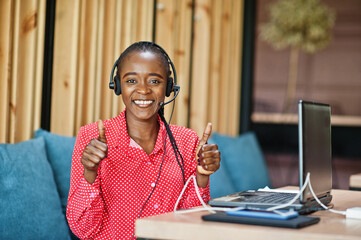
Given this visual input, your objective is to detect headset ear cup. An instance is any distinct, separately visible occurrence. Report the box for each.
[166,77,174,97]
[114,75,121,95]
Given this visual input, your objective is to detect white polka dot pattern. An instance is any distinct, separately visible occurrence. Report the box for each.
[66,110,210,239]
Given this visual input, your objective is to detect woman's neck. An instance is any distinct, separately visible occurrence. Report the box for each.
[125,112,160,154]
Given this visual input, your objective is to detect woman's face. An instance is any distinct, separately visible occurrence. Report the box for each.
[119,51,167,122]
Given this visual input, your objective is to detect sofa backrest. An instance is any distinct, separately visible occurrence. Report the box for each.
[0,137,71,239]
[208,132,271,199]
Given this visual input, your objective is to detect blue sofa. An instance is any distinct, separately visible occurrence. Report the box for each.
[208,132,271,198]
[0,129,77,240]
[0,129,270,239]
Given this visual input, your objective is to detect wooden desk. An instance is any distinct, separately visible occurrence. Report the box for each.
[135,189,361,240]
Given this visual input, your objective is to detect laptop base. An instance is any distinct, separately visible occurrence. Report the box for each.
[208,191,332,215]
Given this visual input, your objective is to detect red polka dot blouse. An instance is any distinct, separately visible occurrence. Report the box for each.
[67,110,210,239]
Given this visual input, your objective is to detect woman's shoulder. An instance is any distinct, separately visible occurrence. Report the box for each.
[78,113,124,139]
[169,124,199,141]
[78,122,98,138]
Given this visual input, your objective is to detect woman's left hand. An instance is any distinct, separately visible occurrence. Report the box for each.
[196,123,221,176]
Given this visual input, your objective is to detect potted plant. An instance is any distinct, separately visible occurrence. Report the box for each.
[261,0,335,113]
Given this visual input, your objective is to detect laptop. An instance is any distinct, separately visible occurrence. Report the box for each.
[208,100,333,214]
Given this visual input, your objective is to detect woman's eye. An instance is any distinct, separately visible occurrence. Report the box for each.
[126,79,136,83]
[150,79,160,84]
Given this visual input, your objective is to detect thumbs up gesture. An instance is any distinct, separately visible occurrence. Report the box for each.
[196,123,221,176]
[81,120,108,184]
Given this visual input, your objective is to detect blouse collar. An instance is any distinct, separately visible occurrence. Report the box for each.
[113,110,167,158]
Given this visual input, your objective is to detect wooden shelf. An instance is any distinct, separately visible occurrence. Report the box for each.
[252,113,361,127]
[350,173,361,189]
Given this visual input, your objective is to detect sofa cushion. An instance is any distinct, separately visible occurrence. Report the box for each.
[208,138,238,198]
[0,137,70,240]
[210,132,271,195]
[34,128,76,214]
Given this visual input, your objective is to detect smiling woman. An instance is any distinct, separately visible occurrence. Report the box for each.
[119,51,167,124]
[66,41,221,240]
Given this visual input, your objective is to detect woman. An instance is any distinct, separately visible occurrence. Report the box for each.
[67,41,221,239]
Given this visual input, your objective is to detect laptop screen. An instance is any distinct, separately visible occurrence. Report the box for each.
[298,100,332,202]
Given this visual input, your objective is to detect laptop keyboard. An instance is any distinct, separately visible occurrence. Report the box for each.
[239,192,297,204]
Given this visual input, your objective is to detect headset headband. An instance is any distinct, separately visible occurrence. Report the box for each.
[109,41,178,98]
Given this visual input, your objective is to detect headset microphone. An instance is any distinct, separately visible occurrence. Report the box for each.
[160,85,180,107]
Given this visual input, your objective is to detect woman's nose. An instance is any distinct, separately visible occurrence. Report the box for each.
[136,81,151,94]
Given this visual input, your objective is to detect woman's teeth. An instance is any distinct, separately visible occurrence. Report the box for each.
[134,100,153,106]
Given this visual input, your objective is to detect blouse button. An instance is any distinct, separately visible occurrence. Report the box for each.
[154,204,159,209]
[147,161,151,165]
[151,183,156,188]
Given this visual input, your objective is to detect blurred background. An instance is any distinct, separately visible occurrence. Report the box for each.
[1,0,360,189]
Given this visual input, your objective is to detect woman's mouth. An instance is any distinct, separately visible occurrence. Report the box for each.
[133,100,154,107]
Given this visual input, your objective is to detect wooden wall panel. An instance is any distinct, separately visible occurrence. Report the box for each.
[111,0,123,117]
[51,0,80,136]
[217,0,232,134]
[52,0,154,136]
[173,0,193,127]
[190,0,212,136]
[93,0,105,121]
[139,0,154,41]
[9,0,20,142]
[190,0,243,136]
[208,0,222,130]
[98,0,116,121]
[0,0,12,143]
[215,0,242,135]
[155,0,193,127]
[75,0,99,128]
[33,0,46,133]
[228,0,243,134]
[0,0,45,143]
[155,0,177,123]
[111,0,154,118]
[2,0,244,142]
[108,0,153,122]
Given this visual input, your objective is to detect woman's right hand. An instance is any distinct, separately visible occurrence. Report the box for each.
[81,120,108,184]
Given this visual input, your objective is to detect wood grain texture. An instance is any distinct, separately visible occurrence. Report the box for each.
[190,0,211,136]
[208,0,222,131]
[15,0,37,142]
[8,0,20,143]
[51,0,80,136]
[217,0,232,134]
[0,0,13,143]
[155,0,176,123]
[33,0,46,135]
[228,0,242,135]
[3,0,243,142]
[99,0,116,121]
[2,0,45,143]
[51,0,154,136]
[190,0,243,136]
[173,0,193,127]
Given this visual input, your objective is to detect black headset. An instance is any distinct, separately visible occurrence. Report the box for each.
[109,41,180,103]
